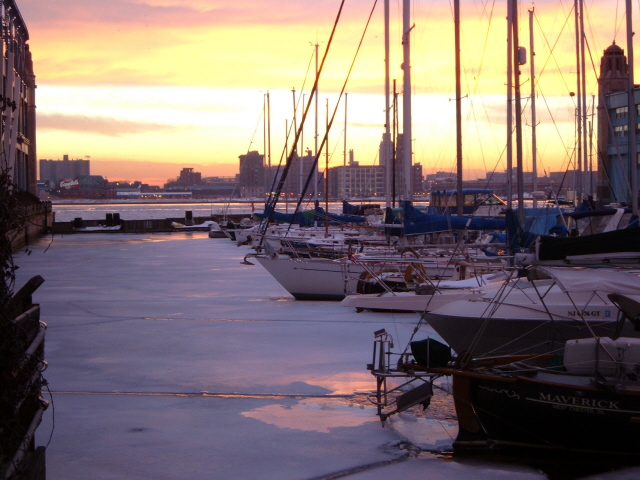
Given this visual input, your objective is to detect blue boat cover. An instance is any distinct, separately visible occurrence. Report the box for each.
[402,201,505,235]
[256,205,365,226]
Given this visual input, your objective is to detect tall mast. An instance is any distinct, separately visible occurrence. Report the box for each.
[627,0,638,216]
[573,0,583,202]
[344,92,347,199]
[285,118,288,213]
[580,0,588,200]
[455,0,463,216]
[529,9,537,208]
[263,93,267,197]
[267,91,272,188]
[589,95,595,196]
[513,0,525,224]
[506,0,513,211]
[393,79,398,206]
[314,43,319,205]
[293,88,302,196]
[402,0,413,201]
[325,98,330,236]
[384,0,392,209]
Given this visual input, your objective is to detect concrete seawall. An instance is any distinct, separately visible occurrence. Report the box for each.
[51,214,254,234]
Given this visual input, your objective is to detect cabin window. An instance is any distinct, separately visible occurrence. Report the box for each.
[616,106,628,118]
[619,213,634,229]
[577,215,610,235]
[482,194,507,206]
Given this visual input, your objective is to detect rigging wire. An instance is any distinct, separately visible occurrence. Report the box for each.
[534,8,574,97]
[287,0,380,227]
[581,27,618,199]
[265,46,316,209]
[613,0,623,42]
[462,0,499,179]
[259,0,348,240]
[245,108,264,155]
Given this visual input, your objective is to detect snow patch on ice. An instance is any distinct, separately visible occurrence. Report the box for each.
[389,414,457,452]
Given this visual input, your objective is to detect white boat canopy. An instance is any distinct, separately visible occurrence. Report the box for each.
[529,266,640,295]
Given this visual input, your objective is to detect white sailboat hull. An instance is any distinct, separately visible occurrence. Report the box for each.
[341,290,477,313]
[256,256,367,300]
[426,290,634,356]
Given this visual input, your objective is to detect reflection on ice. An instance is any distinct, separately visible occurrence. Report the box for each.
[301,372,374,395]
[241,398,377,433]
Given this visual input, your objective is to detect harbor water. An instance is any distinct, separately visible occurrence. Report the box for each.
[13,204,639,479]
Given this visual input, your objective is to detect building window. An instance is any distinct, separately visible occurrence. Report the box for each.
[614,125,628,137]
[616,106,628,118]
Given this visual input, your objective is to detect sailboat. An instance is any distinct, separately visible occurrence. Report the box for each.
[363,0,640,465]
[424,265,640,356]
[367,265,640,459]
[431,330,640,459]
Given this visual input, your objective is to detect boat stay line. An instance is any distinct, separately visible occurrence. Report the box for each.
[47,317,414,328]
[50,391,355,399]
[305,455,410,480]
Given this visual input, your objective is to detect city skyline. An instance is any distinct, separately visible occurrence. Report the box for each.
[18,0,636,186]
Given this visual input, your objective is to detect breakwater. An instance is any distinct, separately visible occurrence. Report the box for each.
[51,212,253,234]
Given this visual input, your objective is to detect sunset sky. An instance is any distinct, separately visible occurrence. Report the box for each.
[16,0,636,186]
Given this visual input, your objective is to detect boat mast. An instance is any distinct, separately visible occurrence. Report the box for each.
[529,9,537,208]
[344,92,347,199]
[384,0,392,209]
[326,98,330,236]
[580,0,588,201]
[393,79,398,206]
[314,43,320,207]
[506,0,513,211]
[263,93,267,198]
[293,88,302,197]
[267,91,272,193]
[574,0,583,203]
[402,0,413,202]
[455,0,464,216]
[285,119,289,213]
[627,0,638,216]
[513,0,525,224]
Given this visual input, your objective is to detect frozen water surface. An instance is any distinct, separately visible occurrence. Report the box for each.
[12,232,631,479]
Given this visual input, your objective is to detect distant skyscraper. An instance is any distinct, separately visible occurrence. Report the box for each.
[39,155,90,183]
[238,151,265,198]
[176,167,202,186]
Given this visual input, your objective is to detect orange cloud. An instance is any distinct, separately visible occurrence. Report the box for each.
[38,113,175,136]
[18,0,635,184]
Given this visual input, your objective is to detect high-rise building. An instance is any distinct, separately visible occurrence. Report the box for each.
[328,151,385,199]
[266,150,320,199]
[176,167,202,186]
[39,155,90,183]
[238,151,265,198]
[597,43,640,205]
